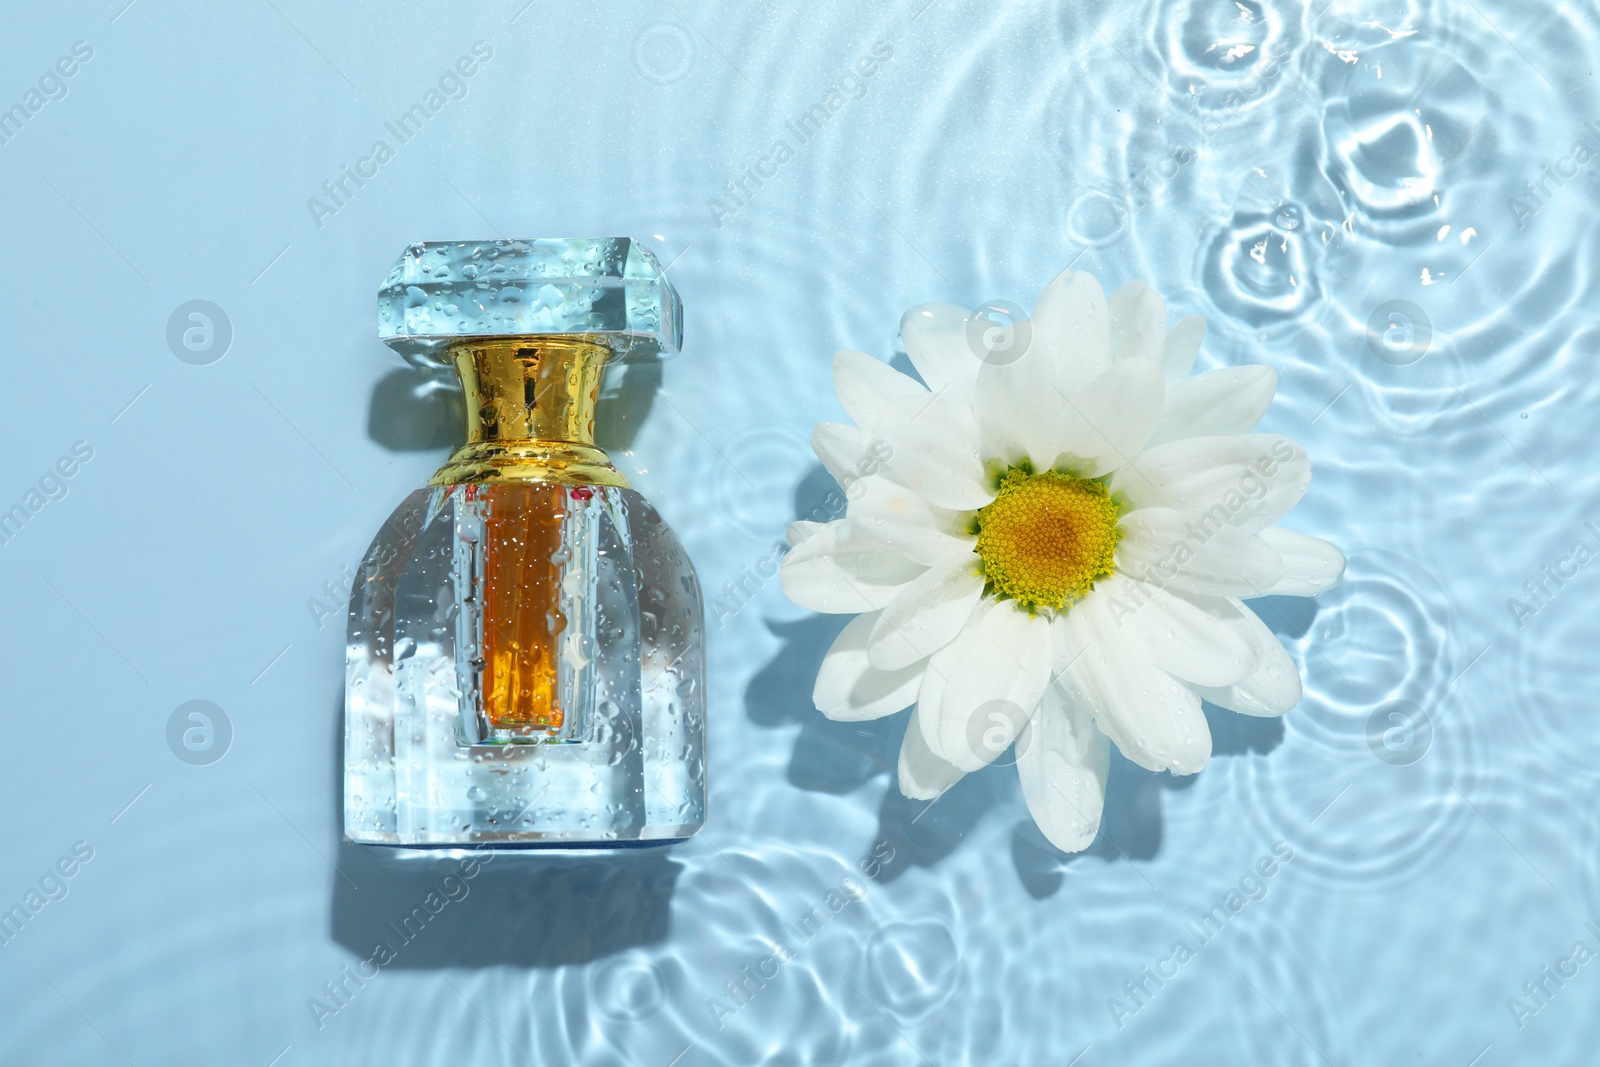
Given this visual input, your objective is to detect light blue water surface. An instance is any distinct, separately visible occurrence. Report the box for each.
[2,1,1597,1063]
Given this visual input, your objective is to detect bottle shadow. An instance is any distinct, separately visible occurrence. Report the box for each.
[328,547,682,971]
[327,839,684,970]
[365,359,662,454]
[748,463,1309,899]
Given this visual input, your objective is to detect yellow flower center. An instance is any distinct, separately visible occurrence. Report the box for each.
[974,469,1122,611]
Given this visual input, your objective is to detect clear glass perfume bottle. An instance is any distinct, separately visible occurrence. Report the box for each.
[344,238,706,848]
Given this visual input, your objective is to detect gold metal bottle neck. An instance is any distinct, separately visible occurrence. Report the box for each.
[429,336,628,488]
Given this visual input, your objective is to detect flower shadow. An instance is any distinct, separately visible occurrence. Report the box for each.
[1003,752,1195,899]
[744,611,1009,878]
[744,610,1012,880]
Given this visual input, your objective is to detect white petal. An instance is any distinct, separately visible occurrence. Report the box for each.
[899,303,978,392]
[1116,506,1287,597]
[916,599,1054,773]
[1163,314,1205,380]
[834,348,924,429]
[1107,280,1147,351]
[973,321,1071,470]
[786,519,823,546]
[813,613,925,721]
[1146,366,1278,447]
[1032,268,1111,392]
[1190,599,1302,716]
[868,554,986,670]
[1061,593,1212,774]
[849,475,974,566]
[1103,575,1260,687]
[1053,358,1166,473]
[1114,287,1167,364]
[898,703,966,800]
[876,388,994,510]
[1052,606,1091,675]
[1258,527,1346,596]
[811,421,868,488]
[1113,433,1310,533]
[1015,684,1110,853]
[780,522,926,613]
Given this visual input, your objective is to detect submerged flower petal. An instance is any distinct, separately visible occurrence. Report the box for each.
[1113,433,1311,533]
[1016,683,1110,853]
[1147,365,1278,446]
[1105,575,1261,687]
[916,598,1054,772]
[973,324,1071,470]
[1062,592,1212,774]
[780,522,925,613]
[810,420,869,487]
[899,702,967,800]
[849,475,974,566]
[876,388,994,510]
[868,554,986,670]
[1162,314,1205,380]
[833,347,924,429]
[813,612,925,721]
[1112,285,1167,364]
[1107,280,1147,352]
[1052,357,1166,473]
[1189,598,1303,716]
[1116,506,1287,597]
[1258,527,1347,596]
[1031,268,1112,392]
[900,303,979,392]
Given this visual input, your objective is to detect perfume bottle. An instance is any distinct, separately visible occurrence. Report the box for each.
[344,238,706,848]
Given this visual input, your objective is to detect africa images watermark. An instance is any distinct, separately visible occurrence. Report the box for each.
[1107,841,1295,1030]
[0,40,94,148]
[1505,120,1600,230]
[1107,437,1302,625]
[0,440,95,548]
[709,437,894,630]
[306,41,494,230]
[704,841,897,1030]
[310,495,428,629]
[707,40,894,229]
[0,841,95,949]
[1066,37,1288,254]
[306,561,357,631]
[306,852,495,1030]
[1506,920,1600,1031]
[1504,518,1600,629]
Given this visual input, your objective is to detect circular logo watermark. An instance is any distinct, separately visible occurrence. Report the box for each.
[964,300,1033,367]
[1365,300,1431,366]
[632,22,694,85]
[166,300,233,366]
[960,698,1033,768]
[1365,699,1432,766]
[166,700,233,766]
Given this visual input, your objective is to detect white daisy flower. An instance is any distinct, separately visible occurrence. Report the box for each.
[779,269,1345,853]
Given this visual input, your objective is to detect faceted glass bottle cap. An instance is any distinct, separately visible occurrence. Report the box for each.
[378,237,683,371]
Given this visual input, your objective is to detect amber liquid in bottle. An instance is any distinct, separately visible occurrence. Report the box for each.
[440,337,620,745]
[477,482,568,732]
